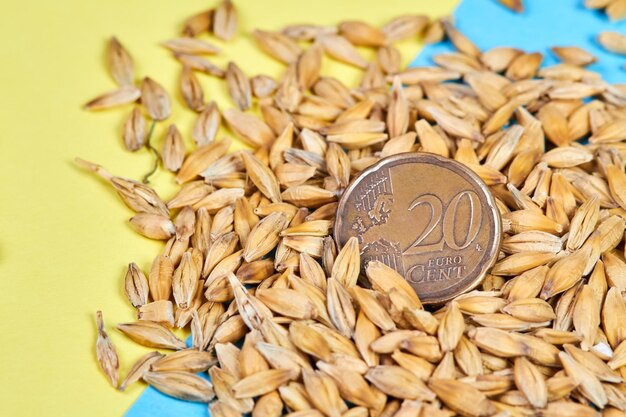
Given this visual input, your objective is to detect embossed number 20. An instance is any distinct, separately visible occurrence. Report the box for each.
[403,190,482,255]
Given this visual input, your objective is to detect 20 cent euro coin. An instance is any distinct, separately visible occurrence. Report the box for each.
[334,153,501,304]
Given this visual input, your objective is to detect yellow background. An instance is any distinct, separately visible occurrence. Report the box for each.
[0,0,457,416]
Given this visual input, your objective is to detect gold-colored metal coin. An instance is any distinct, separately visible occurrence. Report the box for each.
[335,153,501,304]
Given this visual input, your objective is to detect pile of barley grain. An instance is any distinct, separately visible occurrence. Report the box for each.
[85,2,626,416]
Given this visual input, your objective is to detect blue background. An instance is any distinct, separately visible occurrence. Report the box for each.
[412,0,626,81]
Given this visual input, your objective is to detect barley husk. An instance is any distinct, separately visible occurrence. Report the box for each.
[119,351,163,391]
[140,77,171,120]
[84,85,141,110]
[95,311,120,388]
[428,378,496,417]
[117,321,186,350]
[233,369,298,399]
[213,0,237,40]
[143,371,214,402]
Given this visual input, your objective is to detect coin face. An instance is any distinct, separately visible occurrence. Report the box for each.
[334,153,501,304]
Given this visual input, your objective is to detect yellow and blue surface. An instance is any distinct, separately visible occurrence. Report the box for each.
[0,1,625,416]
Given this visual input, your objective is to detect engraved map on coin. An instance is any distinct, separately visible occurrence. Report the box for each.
[334,153,501,304]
